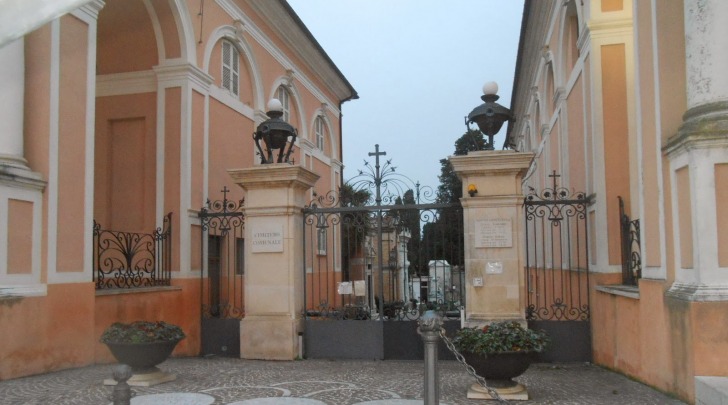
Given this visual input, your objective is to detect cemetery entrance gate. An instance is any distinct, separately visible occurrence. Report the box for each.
[524,172,592,362]
[302,145,464,360]
[199,188,245,357]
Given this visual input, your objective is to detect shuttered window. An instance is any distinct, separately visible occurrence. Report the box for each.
[222,40,239,97]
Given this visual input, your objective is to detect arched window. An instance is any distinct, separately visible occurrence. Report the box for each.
[221,40,239,97]
[315,116,325,150]
[276,86,290,122]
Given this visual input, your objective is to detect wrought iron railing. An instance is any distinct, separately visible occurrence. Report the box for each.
[93,213,172,289]
[524,173,591,321]
[619,197,641,286]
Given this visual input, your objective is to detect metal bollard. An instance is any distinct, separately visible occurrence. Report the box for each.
[112,364,133,405]
[418,310,444,405]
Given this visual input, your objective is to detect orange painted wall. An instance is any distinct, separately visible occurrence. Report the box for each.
[600,44,630,266]
[164,87,182,272]
[716,164,728,266]
[0,284,95,380]
[7,200,33,274]
[567,76,586,192]
[95,93,157,232]
[208,97,252,203]
[94,279,202,363]
[97,0,157,74]
[57,15,88,273]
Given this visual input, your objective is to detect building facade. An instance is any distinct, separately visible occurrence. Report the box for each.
[508,0,728,402]
[0,0,356,380]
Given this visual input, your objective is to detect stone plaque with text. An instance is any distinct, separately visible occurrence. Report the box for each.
[475,219,512,248]
[251,225,284,253]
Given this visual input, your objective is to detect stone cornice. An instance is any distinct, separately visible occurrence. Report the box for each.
[228,164,319,191]
[217,0,355,107]
[247,1,357,102]
[96,70,156,97]
[450,151,534,175]
[0,165,46,191]
[664,101,728,158]
[666,282,728,302]
[153,60,214,90]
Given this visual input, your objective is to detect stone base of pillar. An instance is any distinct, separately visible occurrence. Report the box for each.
[467,382,529,400]
[240,316,302,360]
[0,161,45,190]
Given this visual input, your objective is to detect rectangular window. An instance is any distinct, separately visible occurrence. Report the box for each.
[277,86,290,122]
[315,117,325,150]
[222,41,239,97]
[236,237,245,275]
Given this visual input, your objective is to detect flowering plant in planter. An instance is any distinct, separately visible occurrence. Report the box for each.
[453,321,548,355]
[100,321,186,344]
[101,321,186,385]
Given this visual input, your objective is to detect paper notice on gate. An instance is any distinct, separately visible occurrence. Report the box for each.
[337,281,353,295]
[354,280,366,296]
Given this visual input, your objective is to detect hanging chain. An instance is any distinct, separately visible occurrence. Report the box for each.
[438,328,509,404]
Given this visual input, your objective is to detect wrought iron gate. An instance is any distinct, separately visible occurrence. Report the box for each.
[303,145,464,360]
[524,172,592,362]
[199,187,245,357]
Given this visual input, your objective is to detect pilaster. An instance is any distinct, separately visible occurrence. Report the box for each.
[450,151,534,325]
[229,164,319,360]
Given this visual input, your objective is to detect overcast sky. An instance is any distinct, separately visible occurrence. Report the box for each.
[287,0,525,196]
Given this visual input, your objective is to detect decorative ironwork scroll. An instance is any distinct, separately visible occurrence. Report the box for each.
[199,187,245,320]
[303,144,464,321]
[619,196,641,286]
[524,171,590,321]
[93,213,172,289]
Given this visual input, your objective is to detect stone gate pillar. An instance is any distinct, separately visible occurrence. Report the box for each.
[450,151,534,325]
[229,164,319,360]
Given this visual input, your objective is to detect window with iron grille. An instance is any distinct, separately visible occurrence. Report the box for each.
[315,116,325,150]
[276,86,290,122]
[222,40,239,97]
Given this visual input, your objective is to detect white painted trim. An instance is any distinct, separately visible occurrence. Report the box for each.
[96,71,156,97]
[142,0,165,62]
[0,284,47,297]
[155,77,166,227]
[70,0,104,24]
[209,85,255,119]
[47,19,60,282]
[669,157,690,283]
[70,6,102,290]
[179,82,192,275]
[202,25,265,112]
[646,0,667,280]
[82,9,98,285]
[170,0,196,64]
[215,0,342,116]
[0,186,43,287]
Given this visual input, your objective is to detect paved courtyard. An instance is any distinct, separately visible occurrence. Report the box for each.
[0,357,686,404]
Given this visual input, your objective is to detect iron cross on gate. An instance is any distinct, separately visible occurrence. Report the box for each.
[368,144,387,205]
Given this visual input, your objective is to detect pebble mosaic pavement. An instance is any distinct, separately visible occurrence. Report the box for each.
[0,357,686,404]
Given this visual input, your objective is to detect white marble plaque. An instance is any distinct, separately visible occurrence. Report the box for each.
[251,225,284,253]
[474,219,512,248]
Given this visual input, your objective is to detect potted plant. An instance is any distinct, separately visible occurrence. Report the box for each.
[100,321,185,386]
[453,321,548,394]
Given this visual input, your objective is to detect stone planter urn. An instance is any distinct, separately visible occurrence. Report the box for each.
[461,351,537,399]
[100,321,185,387]
[453,321,549,400]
